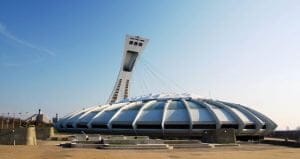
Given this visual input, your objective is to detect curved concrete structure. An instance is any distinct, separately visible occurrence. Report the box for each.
[55,93,277,137]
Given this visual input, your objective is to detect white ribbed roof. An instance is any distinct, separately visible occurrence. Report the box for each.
[118,92,203,103]
[56,92,277,136]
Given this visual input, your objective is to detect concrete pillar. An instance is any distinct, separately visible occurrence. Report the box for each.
[26,126,37,145]
[49,127,55,137]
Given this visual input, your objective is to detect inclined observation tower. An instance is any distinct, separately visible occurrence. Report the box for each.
[108,35,149,104]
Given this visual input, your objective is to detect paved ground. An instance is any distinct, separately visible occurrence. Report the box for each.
[0,142,299,159]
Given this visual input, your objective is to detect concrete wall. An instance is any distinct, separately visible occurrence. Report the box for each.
[36,127,54,140]
[269,130,300,141]
[263,139,300,147]
[201,129,236,143]
[0,126,37,145]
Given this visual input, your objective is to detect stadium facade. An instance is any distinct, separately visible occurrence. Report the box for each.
[55,35,277,137]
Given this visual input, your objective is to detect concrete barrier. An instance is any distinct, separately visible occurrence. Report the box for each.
[263,138,300,147]
[0,126,37,145]
[269,130,300,141]
[36,127,55,140]
[201,129,236,143]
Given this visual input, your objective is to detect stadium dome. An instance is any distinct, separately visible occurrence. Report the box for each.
[55,93,277,137]
[55,35,277,138]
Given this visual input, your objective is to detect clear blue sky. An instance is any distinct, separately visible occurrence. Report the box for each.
[0,0,299,130]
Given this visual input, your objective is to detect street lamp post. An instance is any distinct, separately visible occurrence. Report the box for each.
[1,113,4,129]
[25,112,29,126]
[6,112,9,129]
[12,113,15,129]
[19,112,22,127]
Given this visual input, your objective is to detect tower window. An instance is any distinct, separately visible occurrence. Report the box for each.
[137,124,162,129]
[112,124,133,129]
[192,124,216,129]
[91,124,108,129]
[244,124,256,129]
[134,42,138,46]
[164,124,190,129]
[129,41,133,45]
[138,43,143,46]
[221,124,239,129]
